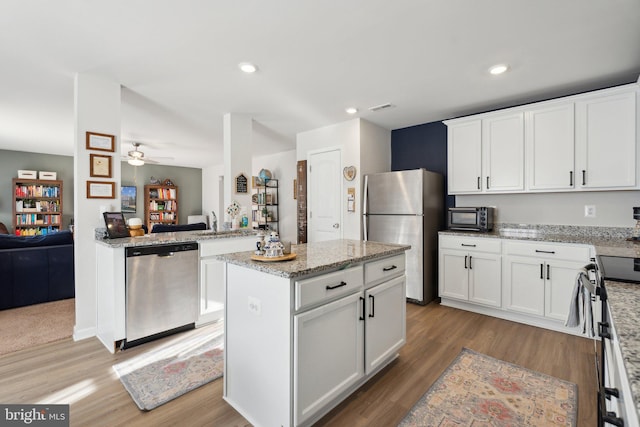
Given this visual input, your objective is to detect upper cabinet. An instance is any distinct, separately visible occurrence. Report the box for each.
[526,103,575,191]
[482,112,524,192]
[445,84,638,195]
[575,91,637,189]
[447,120,482,193]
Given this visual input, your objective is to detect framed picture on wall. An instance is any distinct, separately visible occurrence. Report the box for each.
[86,131,115,152]
[121,186,137,213]
[86,181,115,199]
[90,153,112,178]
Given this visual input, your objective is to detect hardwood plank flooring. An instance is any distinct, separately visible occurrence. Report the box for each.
[0,303,596,426]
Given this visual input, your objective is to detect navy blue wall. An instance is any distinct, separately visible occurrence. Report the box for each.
[391,121,454,220]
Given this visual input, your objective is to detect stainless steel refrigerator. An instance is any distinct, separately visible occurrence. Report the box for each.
[363,169,443,304]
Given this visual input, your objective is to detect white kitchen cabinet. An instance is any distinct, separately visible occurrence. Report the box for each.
[223,247,407,427]
[439,236,502,307]
[447,119,482,194]
[364,275,406,374]
[294,292,364,425]
[526,103,575,191]
[295,256,406,425]
[482,112,525,192]
[502,241,589,321]
[576,90,637,189]
[444,83,639,194]
[198,236,256,326]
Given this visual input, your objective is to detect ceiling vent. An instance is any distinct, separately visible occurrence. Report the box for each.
[368,103,394,112]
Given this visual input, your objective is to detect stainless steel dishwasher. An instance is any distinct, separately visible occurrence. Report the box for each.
[125,242,198,347]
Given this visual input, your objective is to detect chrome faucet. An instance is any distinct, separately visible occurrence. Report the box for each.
[211,210,218,232]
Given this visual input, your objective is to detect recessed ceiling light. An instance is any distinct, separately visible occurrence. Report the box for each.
[489,64,509,75]
[238,62,258,73]
[345,107,358,114]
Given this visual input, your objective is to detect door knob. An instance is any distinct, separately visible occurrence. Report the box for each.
[333,223,340,229]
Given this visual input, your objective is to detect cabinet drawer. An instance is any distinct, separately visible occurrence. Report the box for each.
[295,265,363,311]
[503,240,590,261]
[364,254,405,287]
[440,235,501,253]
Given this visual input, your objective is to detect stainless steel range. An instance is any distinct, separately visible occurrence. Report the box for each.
[594,254,640,427]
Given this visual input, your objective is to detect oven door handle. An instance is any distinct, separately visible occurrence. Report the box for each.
[599,321,611,340]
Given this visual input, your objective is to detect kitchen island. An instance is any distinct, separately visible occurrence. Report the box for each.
[217,239,410,427]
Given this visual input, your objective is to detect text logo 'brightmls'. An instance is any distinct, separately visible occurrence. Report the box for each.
[1,405,69,426]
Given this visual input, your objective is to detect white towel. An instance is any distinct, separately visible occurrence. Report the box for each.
[565,268,595,337]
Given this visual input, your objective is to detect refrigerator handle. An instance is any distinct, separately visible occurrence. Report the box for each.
[363,174,369,215]
[363,214,368,241]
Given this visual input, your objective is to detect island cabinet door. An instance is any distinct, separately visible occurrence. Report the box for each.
[294,292,364,426]
[364,275,406,375]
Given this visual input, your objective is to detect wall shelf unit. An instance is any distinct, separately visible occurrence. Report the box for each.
[251,179,278,232]
[12,178,63,235]
[144,184,178,231]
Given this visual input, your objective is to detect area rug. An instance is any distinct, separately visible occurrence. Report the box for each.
[399,348,577,427]
[113,323,224,411]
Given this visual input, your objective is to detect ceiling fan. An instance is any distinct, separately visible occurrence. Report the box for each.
[124,142,172,166]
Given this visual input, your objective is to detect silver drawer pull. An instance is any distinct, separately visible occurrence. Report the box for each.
[326,281,347,290]
[382,265,397,272]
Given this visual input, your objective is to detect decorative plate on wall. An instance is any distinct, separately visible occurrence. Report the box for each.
[343,166,356,181]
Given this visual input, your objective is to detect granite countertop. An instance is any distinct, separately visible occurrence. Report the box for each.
[95,229,257,248]
[604,280,640,418]
[439,223,639,257]
[216,239,410,279]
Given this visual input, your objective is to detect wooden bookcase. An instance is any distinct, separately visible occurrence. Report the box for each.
[144,184,179,231]
[251,179,278,232]
[12,178,63,235]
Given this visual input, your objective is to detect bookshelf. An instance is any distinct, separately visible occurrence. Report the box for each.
[12,178,63,235]
[251,179,278,231]
[144,184,179,231]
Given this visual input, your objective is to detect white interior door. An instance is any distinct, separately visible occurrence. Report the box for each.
[308,148,341,242]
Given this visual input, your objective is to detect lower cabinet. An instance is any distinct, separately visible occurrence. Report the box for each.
[503,256,584,320]
[224,253,407,427]
[438,234,592,335]
[439,236,502,307]
[294,263,406,426]
[294,292,364,425]
[293,255,406,425]
[198,236,255,325]
[502,241,590,322]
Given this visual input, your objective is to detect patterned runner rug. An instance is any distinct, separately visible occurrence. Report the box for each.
[113,322,224,411]
[399,348,577,426]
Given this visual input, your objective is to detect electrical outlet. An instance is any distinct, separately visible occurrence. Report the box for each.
[248,296,261,315]
[584,205,596,218]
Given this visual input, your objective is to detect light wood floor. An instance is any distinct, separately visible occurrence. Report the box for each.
[0,302,597,426]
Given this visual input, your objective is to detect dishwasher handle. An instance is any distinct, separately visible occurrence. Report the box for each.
[158,252,175,258]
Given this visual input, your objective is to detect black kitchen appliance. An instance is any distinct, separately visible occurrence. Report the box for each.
[593,255,640,427]
[447,207,494,232]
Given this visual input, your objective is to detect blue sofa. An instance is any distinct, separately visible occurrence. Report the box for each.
[150,222,207,233]
[0,231,75,310]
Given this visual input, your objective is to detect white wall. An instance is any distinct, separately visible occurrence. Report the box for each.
[202,163,225,229]
[297,118,391,240]
[73,74,121,341]
[457,190,639,227]
[252,150,297,243]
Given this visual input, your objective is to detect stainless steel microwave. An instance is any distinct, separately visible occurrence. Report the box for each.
[447,207,494,232]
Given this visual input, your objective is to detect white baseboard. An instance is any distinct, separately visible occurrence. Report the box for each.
[73,326,96,341]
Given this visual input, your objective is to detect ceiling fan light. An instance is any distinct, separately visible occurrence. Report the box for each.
[128,158,144,166]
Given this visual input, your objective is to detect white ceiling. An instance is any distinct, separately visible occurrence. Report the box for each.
[1,1,639,168]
